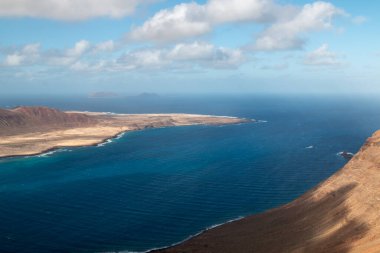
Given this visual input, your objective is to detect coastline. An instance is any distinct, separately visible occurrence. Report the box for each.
[152,130,380,253]
[138,216,245,253]
[0,129,129,160]
[0,111,251,159]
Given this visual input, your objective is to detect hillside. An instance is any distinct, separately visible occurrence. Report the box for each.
[154,130,380,253]
[0,106,97,135]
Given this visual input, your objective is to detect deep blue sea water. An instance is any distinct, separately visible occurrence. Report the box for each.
[0,94,380,253]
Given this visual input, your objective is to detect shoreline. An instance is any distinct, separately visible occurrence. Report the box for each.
[0,129,129,160]
[152,130,380,253]
[0,112,252,160]
[139,216,245,253]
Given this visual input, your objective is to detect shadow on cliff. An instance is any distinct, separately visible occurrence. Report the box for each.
[154,182,370,253]
[295,183,369,253]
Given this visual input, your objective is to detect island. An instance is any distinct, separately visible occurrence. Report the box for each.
[153,130,380,253]
[88,91,119,98]
[0,106,250,158]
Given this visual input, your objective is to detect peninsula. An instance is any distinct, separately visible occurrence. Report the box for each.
[0,106,249,158]
[154,130,380,253]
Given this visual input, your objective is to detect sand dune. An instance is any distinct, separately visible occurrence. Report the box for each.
[154,130,380,253]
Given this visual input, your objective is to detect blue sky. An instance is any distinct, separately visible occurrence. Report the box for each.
[0,0,379,95]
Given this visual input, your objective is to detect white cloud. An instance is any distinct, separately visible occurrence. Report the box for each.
[70,61,107,71]
[206,0,279,24]
[4,54,24,66]
[129,0,344,48]
[94,40,116,52]
[0,0,144,21]
[117,41,245,70]
[3,43,40,66]
[254,2,344,51]
[129,3,210,43]
[2,40,244,71]
[2,40,92,67]
[47,40,92,66]
[304,43,344,66]
[22,44,40,55]
[66,40,90,57]
[168,42,216,61]
[129,0,294,42]
[170,41,244,68]
[119,49,167,69]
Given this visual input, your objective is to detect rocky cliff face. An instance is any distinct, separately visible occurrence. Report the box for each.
[155,131,380,253]
[0,107,97,135]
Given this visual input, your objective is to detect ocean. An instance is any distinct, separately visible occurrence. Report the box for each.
[0,94,379,253]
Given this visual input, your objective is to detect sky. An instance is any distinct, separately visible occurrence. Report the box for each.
[0,0,379,95]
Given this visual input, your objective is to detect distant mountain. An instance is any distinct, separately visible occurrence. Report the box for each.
[137,92,160,98]
[0,106,97,135]
[88,92,118,98]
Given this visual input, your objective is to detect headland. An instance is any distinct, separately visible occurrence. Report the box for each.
[0,106,250,158]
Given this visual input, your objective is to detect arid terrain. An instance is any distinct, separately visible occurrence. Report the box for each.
[0,106,249,158]
[154,130,380,253]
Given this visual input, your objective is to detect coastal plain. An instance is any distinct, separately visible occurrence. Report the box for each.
[0,107,249,158]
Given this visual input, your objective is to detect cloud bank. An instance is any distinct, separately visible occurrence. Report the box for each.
[0,0,145,21]
[129,0,344,52]
[0,0,351,79]
[129,0,291,43]
[254,2,344,50]
[1,41,244,71]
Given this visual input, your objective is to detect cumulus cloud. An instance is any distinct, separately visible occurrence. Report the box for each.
[129,3,210,43]
[46,40,91,66]
[94,40,116,52]
[3,43,40,66]
[206,0,294,24]
[254,2,344,51]
[2,40,93,67]
[117,41,245,70]
[129,0,294,42]
[304,43,345,66]
[1,41,244,71]
[0,0,145,21]
[66,40,90,57]
[130,0,344,53]
[4,54,24,66]
[70,60,107,72]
